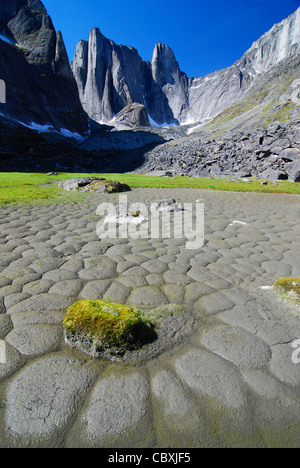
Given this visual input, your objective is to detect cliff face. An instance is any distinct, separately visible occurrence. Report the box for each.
[0,0,88,133]
[72,28,146,124]
[147,42,189,125]
[72,33,188,126]
[185,6,300,125]
[72,7,300,127]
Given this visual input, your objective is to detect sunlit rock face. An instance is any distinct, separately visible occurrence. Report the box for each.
[72,27,146,124]
[186,7,300,125]
[72,7,300,127]
[147,42,189,125]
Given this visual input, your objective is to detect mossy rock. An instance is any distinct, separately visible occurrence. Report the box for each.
[274,277,300,294]
[274,276,300,305]
[81,180,131,194]
[63,300,156,357]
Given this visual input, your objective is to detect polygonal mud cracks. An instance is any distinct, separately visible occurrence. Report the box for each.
[7,294,75,314]
[175,349,246,408]
[78,257,117,280]
[127,286,169,306]
[6,324,62,357]
[194,292,235,315]
[152,370,191,416]
[200,325,272,369]
[269,344,300,386]
[81,373,149,443]
[1,189,300,447]
[6,355,93,438]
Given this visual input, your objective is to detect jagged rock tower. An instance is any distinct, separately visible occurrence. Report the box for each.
[0,0,88,133]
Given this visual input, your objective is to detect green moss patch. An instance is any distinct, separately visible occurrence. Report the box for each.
[274,277,300,306]
[81,179,131,193]
[63,299,156,357]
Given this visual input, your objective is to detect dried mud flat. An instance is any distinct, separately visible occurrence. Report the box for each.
[0,188,299,448]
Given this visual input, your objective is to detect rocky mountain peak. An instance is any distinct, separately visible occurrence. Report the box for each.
[72,6,300,128]
[151,42,180,85]
[147,42,189,125]
[72,27,147,123]
[27,0,47,11]
[247,6,300,70]
[152,42,176,61]
[0,0,44,25]
[1,1,299,136]
[0,0,88,133]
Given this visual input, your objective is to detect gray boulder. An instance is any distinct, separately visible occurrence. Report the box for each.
[286,160,300,182]
[58,177,102,191]
[80,179,131,193]
[259,169,288,181]
[112,103,150,129]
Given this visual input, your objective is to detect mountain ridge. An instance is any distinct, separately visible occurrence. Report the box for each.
[72,6,300,127]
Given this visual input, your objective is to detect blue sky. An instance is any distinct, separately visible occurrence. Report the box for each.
[46,0,300,77]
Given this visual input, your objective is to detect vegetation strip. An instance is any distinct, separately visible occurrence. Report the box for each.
[0,172,299,206]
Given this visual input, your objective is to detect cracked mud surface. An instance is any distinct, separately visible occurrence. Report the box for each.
[0,188,299,447]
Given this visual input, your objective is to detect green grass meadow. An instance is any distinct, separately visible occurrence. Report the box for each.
[0,172,299,206]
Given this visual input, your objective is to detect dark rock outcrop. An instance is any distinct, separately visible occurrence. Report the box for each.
[0,116,100,172]
[0,0,88,134]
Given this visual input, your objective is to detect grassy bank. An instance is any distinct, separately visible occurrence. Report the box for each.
[0,172,299,206]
